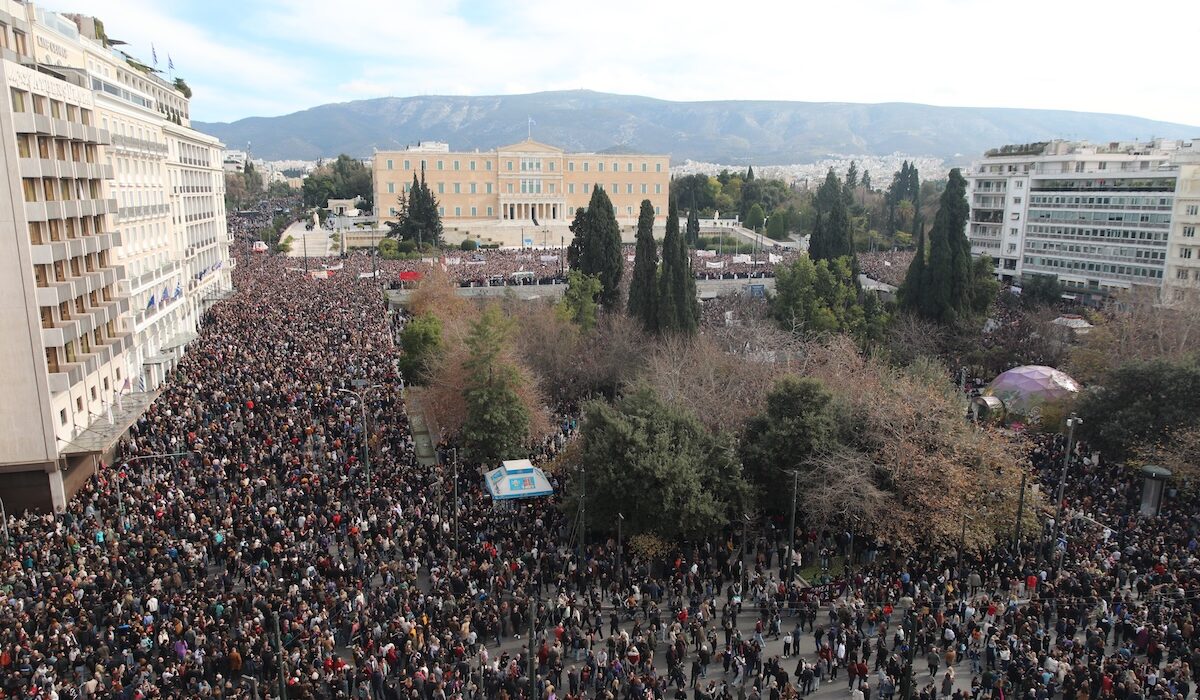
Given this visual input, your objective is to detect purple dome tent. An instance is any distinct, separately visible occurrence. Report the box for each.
[984,365,1080,416]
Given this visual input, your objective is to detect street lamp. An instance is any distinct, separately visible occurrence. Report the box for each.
[337,385,382,498]
[1049,413,1082,569]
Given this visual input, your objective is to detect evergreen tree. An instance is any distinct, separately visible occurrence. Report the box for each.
[862,170,871,191]
[567,187,624,310]
[461,306,530,463]
[899,215,926,313]
[386,167,442,246]
[845,161,858,189]
[809,169,855,267]
[628,200,659,332]
[746,165,755,181]
[915,168,972,323]
[686,208,700,248]
[657,195,698,334]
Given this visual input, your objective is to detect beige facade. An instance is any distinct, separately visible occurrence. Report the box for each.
[373,139,670,226]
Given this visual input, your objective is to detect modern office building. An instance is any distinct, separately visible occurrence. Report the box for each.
[965,139,1200,304]
[373,139,671,226]
[0,2,229,511]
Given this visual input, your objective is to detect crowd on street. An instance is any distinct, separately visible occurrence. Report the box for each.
[1,212,1198,700]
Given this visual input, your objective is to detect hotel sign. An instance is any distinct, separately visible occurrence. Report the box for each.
[36,36,69,60]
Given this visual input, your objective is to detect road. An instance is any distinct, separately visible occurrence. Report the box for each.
[384,278,777,306]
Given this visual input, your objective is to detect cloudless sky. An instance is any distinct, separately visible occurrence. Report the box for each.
[43,0,1200,127]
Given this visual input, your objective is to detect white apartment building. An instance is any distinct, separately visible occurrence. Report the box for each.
[0,2,230,511]
[966,139,1200,305]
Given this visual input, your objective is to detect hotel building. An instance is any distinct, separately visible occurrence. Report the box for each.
[372,139,671,227]
[965,139,1200,304]
[0,2,230,511]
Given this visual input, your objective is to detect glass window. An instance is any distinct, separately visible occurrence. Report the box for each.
[386,159,393,170]
[437,160,444,170]
[404,160,411,170]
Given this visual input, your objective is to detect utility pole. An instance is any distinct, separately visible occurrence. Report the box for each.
[272,610,288,700]
[786,470,799,585]
[616,513,624,586]
[337,387,379,502]
[1049,414,1082,570]
[1013,470,1028,554]
[453,447,459,562]
[901,610,918,700]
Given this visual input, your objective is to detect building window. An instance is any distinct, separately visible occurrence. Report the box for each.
[612,183,618,193]
[642,163,648,172]
[656,163,662,172]
[454,206,461,216]
[438,207,445,215]
[654,184,661,194]
[1178,269,1190,280]
[389,207,397,215]
[1181,247,1193,259]
[507,183,513,193]
[9,88,25,113]
[437,183,444,194]
[435,160,443,170]
[60,409,67,425]
[454,183,461,194]
[641,184,647,194]
[387,182,395,194]
[626,184,633,194]
[626,162,633,172]
[453,160,460,171]
[655,206,661,215]
[506,161,513,171]
[583,162,589,172]
[486,161,492,171]
[1013,197,1022,204]
[1010,213,1020,220]
[1188,205,1199,216]
[568,161,575,172]
[1185,226,1197,238]
[627,206,633,215]
[386,159,393,170]
[486,183,493,194]
[583,184,590,193]
[548,161,555,172]
[404,160,411,170]
[470,183,477,194]
[470,160,476,171]
[471,207,477,216]
[487,206,494,216]
[568,184,575,194]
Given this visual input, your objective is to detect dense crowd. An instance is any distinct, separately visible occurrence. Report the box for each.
[856,252,914,288]
[1,215,1198,700]
[370,247,800,288]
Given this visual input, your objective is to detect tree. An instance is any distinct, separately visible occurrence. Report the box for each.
[567,187,624,310]
[861,170,872,192]
[686,208,701,248]
[808,169,855,267]
[301,154,372,208]
[460,306,532,463]
[745,203,766,231]
[397,314,443,385]
[172,77,192,98]
[918,168,973,324]
[899,217,926,313]
[740,376,838,515]
[1021,274,1064,307]
[766,210,789,241]
[746,165,755,181]
[845,161,859,189]
[771,256,859,337]
[628,200,659,332]
[657,195,699,335]
[569,387,751,539]
[387,168,443,246]
[558,271,602,331]
[1076,357,1200,462]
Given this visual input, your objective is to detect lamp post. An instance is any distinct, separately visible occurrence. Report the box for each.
[741,513,752,602]
[337,385,382,500]
[785,469,799,585]
[616,512,624,587]
[1049,413,1082,569]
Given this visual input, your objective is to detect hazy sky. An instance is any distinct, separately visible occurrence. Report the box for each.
[45,0,1200,126]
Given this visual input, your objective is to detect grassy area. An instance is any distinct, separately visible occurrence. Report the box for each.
[797,555,844,584]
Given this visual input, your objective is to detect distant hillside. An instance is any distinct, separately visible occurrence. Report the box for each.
[194,90,1200,165]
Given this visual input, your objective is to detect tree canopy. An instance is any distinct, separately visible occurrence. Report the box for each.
[656,195,699,335]
[460,306,532,463]
[628,200,659,333]
[386,169,443,246]
[302,154,373,210]
[570,387,750,539]
[808,169,856,266]
[567,187,624,310]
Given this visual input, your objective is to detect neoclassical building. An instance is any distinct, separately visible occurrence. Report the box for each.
[372,139,671,225]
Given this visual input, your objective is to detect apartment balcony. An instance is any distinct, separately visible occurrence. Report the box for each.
[11,112,53,135]
[971,211,1004,224]
[47,363,85,395]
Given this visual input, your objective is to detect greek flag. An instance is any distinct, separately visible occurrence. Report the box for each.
[151,44,158,66]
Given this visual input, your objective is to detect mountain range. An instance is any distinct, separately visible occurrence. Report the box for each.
[193,90,1200,165]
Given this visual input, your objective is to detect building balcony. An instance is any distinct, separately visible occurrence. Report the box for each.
[47,364,85,395]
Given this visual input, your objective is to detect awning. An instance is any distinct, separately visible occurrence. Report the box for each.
[160,331,198,351]
[144,354,174,365]
[59,391,158,456]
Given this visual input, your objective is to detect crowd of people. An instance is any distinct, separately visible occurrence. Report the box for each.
[856,252,914,289]
[1,211,1198,700]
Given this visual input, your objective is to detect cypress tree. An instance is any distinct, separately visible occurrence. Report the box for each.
[899,215,926,312]
[746,165,755,181]
[810,169,855,267]
[567,187,624,310]
[658,195,698,334]
[686,208,700,248]
[920,169,971,323]
[628,200,659,332]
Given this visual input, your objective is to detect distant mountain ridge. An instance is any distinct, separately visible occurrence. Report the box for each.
[193,90,1200,165]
